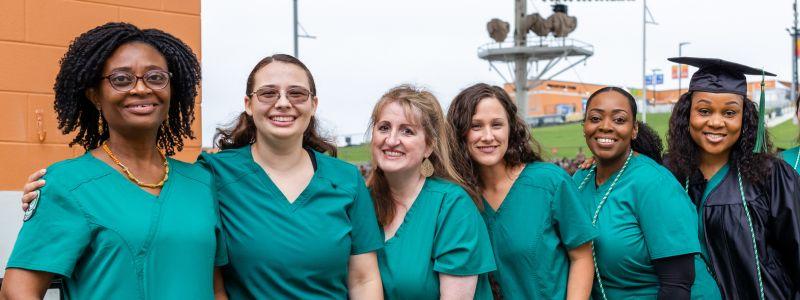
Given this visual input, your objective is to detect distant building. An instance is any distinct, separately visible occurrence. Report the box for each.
[505,79,796,126]
[503,80,607,126]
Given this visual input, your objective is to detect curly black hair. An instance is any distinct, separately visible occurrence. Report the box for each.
[665,92,774,186]
[585,87,663,164]
[54,22,200,156]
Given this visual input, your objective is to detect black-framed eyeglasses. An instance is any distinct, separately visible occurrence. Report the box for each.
[250,86,313,105]
[103,70,172,92]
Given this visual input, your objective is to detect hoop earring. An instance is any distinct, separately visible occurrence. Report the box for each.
[420,157,434,178]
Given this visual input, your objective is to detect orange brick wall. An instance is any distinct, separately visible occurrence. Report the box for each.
[0,0,201,190]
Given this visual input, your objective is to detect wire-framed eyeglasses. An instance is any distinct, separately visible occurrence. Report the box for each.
[250,86,313,105]
[103,70,172,92]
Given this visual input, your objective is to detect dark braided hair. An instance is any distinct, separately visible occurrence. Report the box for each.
[584,87,663,164]
[54,22,200,156]
[665,92,774,186]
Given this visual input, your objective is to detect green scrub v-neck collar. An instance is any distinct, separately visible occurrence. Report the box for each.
[384,178,430,245]
[482,163,532,217]
[245,144,321,211]
[85,152,174,201]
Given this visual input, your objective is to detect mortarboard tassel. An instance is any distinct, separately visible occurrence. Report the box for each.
[753,70,767,153]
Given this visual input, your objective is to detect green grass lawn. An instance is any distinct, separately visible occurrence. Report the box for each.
[771,117,799,151]
[338,113,800,164]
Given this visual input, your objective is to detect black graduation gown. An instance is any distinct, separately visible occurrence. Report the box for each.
[686,159,800,299]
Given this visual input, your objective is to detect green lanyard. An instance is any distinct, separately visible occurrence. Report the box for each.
[577,150,633,300]
[794,147,800,171]
[685,170,765,300]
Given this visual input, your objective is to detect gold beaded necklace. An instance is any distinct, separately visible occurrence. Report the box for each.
[101,141,169,188]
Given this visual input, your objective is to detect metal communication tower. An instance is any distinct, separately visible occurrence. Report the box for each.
[478,0,593,121]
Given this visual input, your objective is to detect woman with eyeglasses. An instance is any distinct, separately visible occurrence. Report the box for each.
[2,23,227,299]
[18,53,383,298]
[196,54,384,299]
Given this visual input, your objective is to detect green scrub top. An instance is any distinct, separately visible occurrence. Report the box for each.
[780,146,800,173]
[198,145,383,299]
[377,177,496,300]
[7,153,227,299]
[482,162,596,300]
[572,154,720,299]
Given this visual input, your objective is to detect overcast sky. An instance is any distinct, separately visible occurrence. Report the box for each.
[200,0,797,147]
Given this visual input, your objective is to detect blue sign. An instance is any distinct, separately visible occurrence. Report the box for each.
[645,74,664,85]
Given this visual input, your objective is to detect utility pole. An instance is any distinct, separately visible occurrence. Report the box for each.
[641,0,657,123]
[678,42,690,96]
[293,0,299,58]
[514,0,528,119]
[793,0,798,104]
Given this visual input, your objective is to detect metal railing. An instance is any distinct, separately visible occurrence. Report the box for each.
[477,35,594,54]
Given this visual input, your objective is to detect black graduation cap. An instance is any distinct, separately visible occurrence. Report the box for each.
[668,56,776,153]
[667,57,776,96]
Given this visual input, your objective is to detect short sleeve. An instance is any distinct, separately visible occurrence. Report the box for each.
[348,170,384,255]
[432,189,497,276]
[196,152,228,266]
[195,153,220,190]
[552,173,597,249]
[636,175,701,259]
[6,180,93,277]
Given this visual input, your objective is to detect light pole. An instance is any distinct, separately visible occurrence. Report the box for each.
[678,42,690,97]
[292,1,316,59]
[641,0,657,123]
[293,0,299,57]
[793,0,798,104]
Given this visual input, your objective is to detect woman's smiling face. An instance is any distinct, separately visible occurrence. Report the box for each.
[688,91,743,160]
[245,61,317,142]
[583,91,637,163]
[465,97,510,168]
[370,101,431,176]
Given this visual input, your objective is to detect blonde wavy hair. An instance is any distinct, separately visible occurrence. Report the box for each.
[366,85,474,226]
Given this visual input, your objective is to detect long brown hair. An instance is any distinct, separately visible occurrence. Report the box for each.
[366,85,470,226]
[446,83,542,200]
[213,54,336,155]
